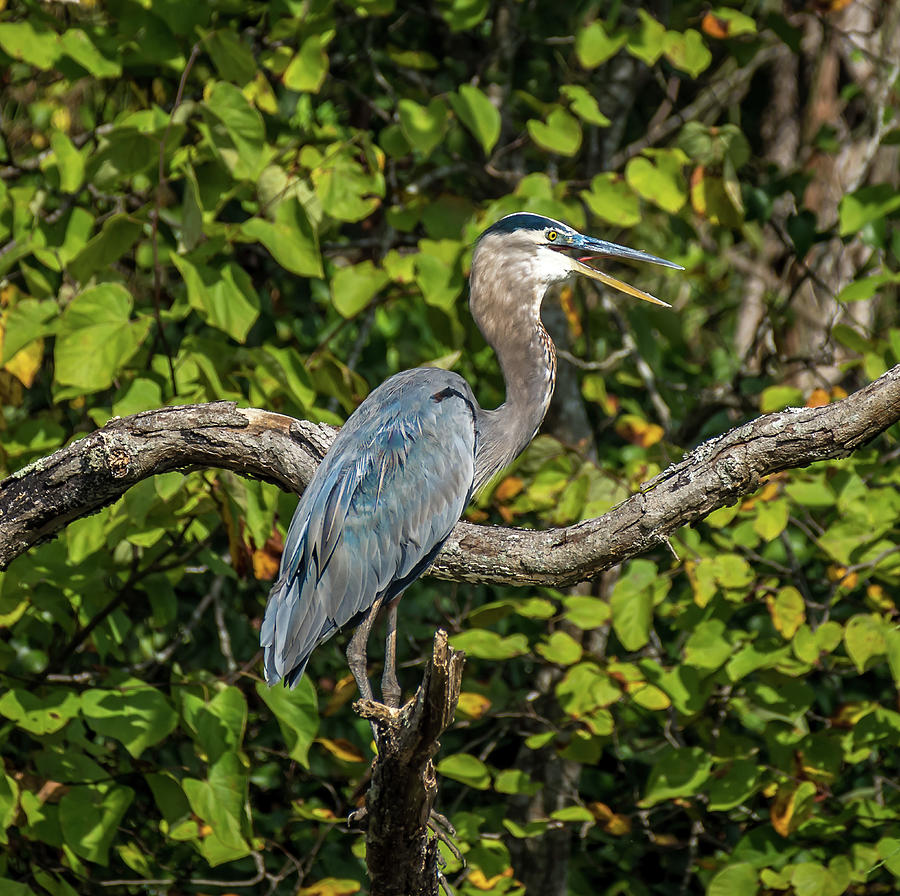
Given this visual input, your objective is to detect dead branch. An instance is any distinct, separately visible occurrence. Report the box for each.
[1,364,899,584]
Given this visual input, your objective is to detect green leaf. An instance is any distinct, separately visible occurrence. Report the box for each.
[562,594,611,629]
[257,677,318,767]
[81,680,178,758]
[791,862,837,896]
[683,619,733,670]
[206,29,257,85]
[626,10,666,65]
[398,98,448,157]
[240,198,323,278]
[527,108,582,157]
[610,560,658,651]
[59,784,134,866]
[581,173,641,227]
[0,772,18,844]
[877,836,900,877]
[436,753,491,789]
[576,21,627,68]
[54,284,151,392]
[759,385,804,412]
[662,29,712,78]
[438,0,490,31]
[311,149,385,222]
[0,689,79,735]
[625,153,686,214]
[68,214,143,283]
[331,260,390,318]
[551,805,594,822]
[839,185,900,236]
[450,85,501,154]
[536,631,583,666]
[556,662,621,716]
[707,862,758,896]
[449,630,529,660]
[753,498,789,540]
[172,254,260,343]
[836,272,900,303]
[201,81,268,179]
[640,747,712,807]
[183,751,252,866]
[706,760,761,811]
[59,29,121,78]
[844,614,886,673]
[494,769,541,796]
[560,85,610,126]
[283,34,331,93]
[708,8,757,37]
[414,242,464,310]
[49,131,86,193]
[0,21,60,69]
[180,687,247,764]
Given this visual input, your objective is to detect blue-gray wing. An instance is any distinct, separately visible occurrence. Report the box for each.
[260,368,477,687]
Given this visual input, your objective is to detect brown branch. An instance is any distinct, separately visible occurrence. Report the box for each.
[354,630,465,896]
[1,365,899,581]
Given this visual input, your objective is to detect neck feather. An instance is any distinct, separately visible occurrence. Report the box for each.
[469,254,558,491]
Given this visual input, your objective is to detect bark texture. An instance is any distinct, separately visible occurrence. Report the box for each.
[2,364,898,583]
[355,631,465,896]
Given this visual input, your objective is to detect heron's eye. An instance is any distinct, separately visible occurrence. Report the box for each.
[547,230,558,241]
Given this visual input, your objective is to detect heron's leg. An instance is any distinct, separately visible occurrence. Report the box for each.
[381,596,403,709]
[346,598,383,704]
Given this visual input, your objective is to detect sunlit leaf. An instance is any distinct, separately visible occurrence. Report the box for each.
[450,85,501,154]
[54,284,152,392]
[527,107,582,157]
[436,753,490,789]
[576,20,627,68]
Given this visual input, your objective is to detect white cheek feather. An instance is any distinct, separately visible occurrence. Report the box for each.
[530,246,574,290]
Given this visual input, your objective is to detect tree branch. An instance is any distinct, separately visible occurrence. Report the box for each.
[2,364,899,582]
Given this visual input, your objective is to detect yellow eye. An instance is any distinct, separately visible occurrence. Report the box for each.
[547,230,558,241]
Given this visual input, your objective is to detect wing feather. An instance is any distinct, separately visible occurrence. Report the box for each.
[261,369,477,686]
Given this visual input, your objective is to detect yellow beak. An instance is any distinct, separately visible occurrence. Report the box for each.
[573,258,672,308]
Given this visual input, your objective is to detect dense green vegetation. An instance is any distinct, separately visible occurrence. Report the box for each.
[1,1,899,894]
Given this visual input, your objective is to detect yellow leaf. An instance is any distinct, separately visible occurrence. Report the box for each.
[252,547,280,580]
[589,801,632,835]
[457,692,491,719]
[298,878,362,896]
[316,738,366,763]
[4,337,43,387]
[615,414,664,448]
[626,680,671,711]
[323,674,359,717]
[770,781,816,837]
[467,868,514,891]
[768,586,806,640]
[494,476,524,502]
[806,388,830,407]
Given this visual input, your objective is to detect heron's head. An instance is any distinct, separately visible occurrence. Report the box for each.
[473,212,682,308]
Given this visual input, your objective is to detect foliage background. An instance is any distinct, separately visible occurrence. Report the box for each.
[1,0,899,894]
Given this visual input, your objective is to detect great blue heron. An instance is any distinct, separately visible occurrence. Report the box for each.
[261,212,681,707]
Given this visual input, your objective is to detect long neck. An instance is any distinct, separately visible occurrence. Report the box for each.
[469,260,558,491]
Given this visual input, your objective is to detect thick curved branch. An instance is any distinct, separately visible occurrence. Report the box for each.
[1,365,899,582]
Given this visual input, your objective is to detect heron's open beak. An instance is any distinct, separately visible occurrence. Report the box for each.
[566,236,683,308]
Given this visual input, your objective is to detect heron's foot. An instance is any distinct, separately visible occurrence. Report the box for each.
[346,805,368,829]
[428,809,464,865]
[354,698,402,722]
